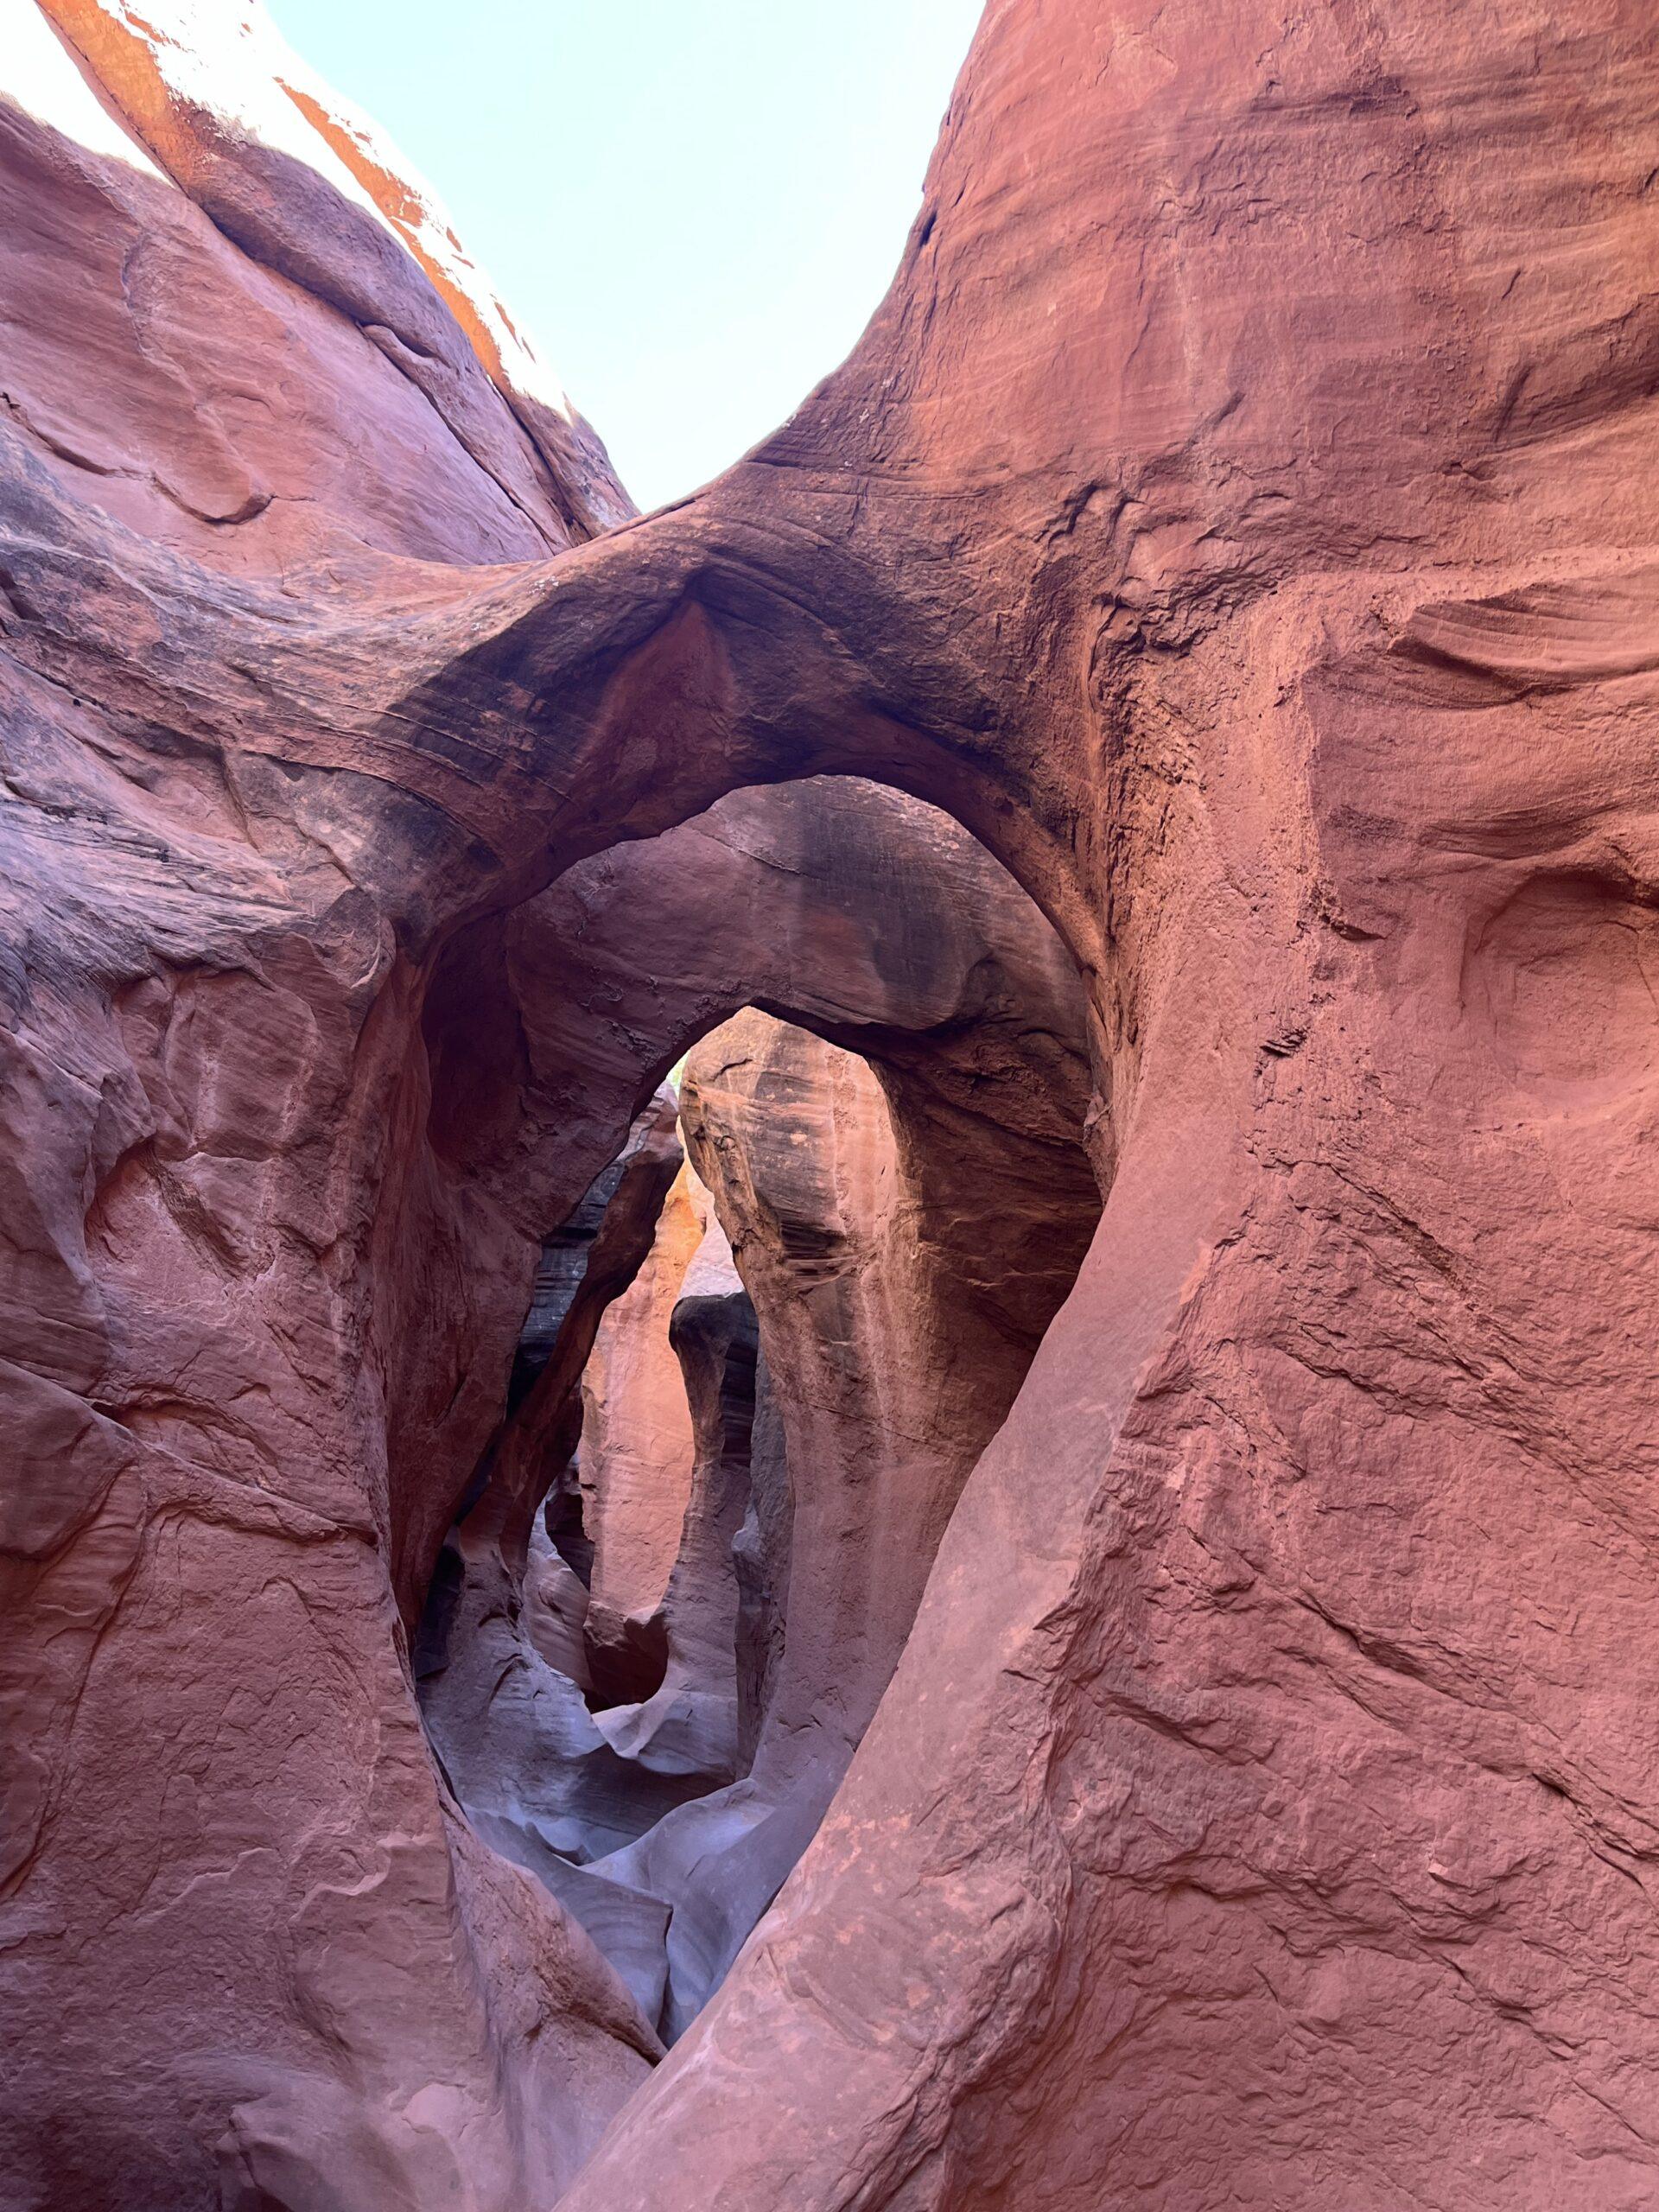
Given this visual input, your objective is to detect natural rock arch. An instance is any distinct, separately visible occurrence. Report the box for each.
[5,3,1659,2209]
[392,772,1102,1613]
[412,773,1103,2038]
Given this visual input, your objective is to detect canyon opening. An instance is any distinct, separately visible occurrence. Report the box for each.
[6,4,1659,2210]
[411,776,1103,2048]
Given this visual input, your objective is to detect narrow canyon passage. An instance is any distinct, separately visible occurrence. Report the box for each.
[410,780,1103,2044]
[9,3,1659,2209]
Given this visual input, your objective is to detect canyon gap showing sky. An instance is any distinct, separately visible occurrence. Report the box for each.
[270,0,984,513]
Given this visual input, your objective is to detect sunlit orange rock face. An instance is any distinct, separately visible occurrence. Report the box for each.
[7,0,1659,2206]
[578,1161,707,1700]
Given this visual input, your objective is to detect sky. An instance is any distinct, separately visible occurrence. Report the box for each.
[269,0,985,513]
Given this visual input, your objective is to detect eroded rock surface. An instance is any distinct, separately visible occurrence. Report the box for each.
[0,9,659,2206]
[578,1162,706,1707]
[593,1204,757,1789]
[9,0,1659,2206]
[417,794,1098,2038]
[415,1090,707,1882]
[579,1001,1098,2040]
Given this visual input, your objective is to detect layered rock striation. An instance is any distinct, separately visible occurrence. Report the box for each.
[7,1,1659,2208]
[416,788,1100,2036]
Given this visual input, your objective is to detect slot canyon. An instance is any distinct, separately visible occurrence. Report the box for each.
[3,3,1659,2209]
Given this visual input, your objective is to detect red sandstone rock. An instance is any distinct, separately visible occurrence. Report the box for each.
[415,1089,705,1883]
[681,1011,963,1782]
[418,799,1096,2035]
[0,12,657,2204]
[10,0,1659,2205]
[32,0,628,543]
[588,1001,1094,2038]
[592,1202,756,1785]
[579,1162,705,1703]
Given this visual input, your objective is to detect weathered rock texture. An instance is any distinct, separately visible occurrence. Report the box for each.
[563,999,1090,2040]
[8,0,1659,2206]
[414,1089,708,1883]
[684,1013,976,1772]
[416,798,1098,2036]
[0,10,670,2208]
[592,1200,757,1788]
[578,1161,706,1705]
[28,0,627,544]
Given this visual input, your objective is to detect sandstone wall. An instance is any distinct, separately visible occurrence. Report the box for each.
[8,0,1659,2206]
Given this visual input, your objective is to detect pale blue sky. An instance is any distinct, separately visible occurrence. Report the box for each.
[270,0,984,512]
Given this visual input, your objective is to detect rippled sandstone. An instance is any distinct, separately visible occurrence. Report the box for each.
[6,2,1659,2208]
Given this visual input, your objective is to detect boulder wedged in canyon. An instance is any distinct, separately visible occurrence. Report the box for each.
[8,0,1659,2206]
